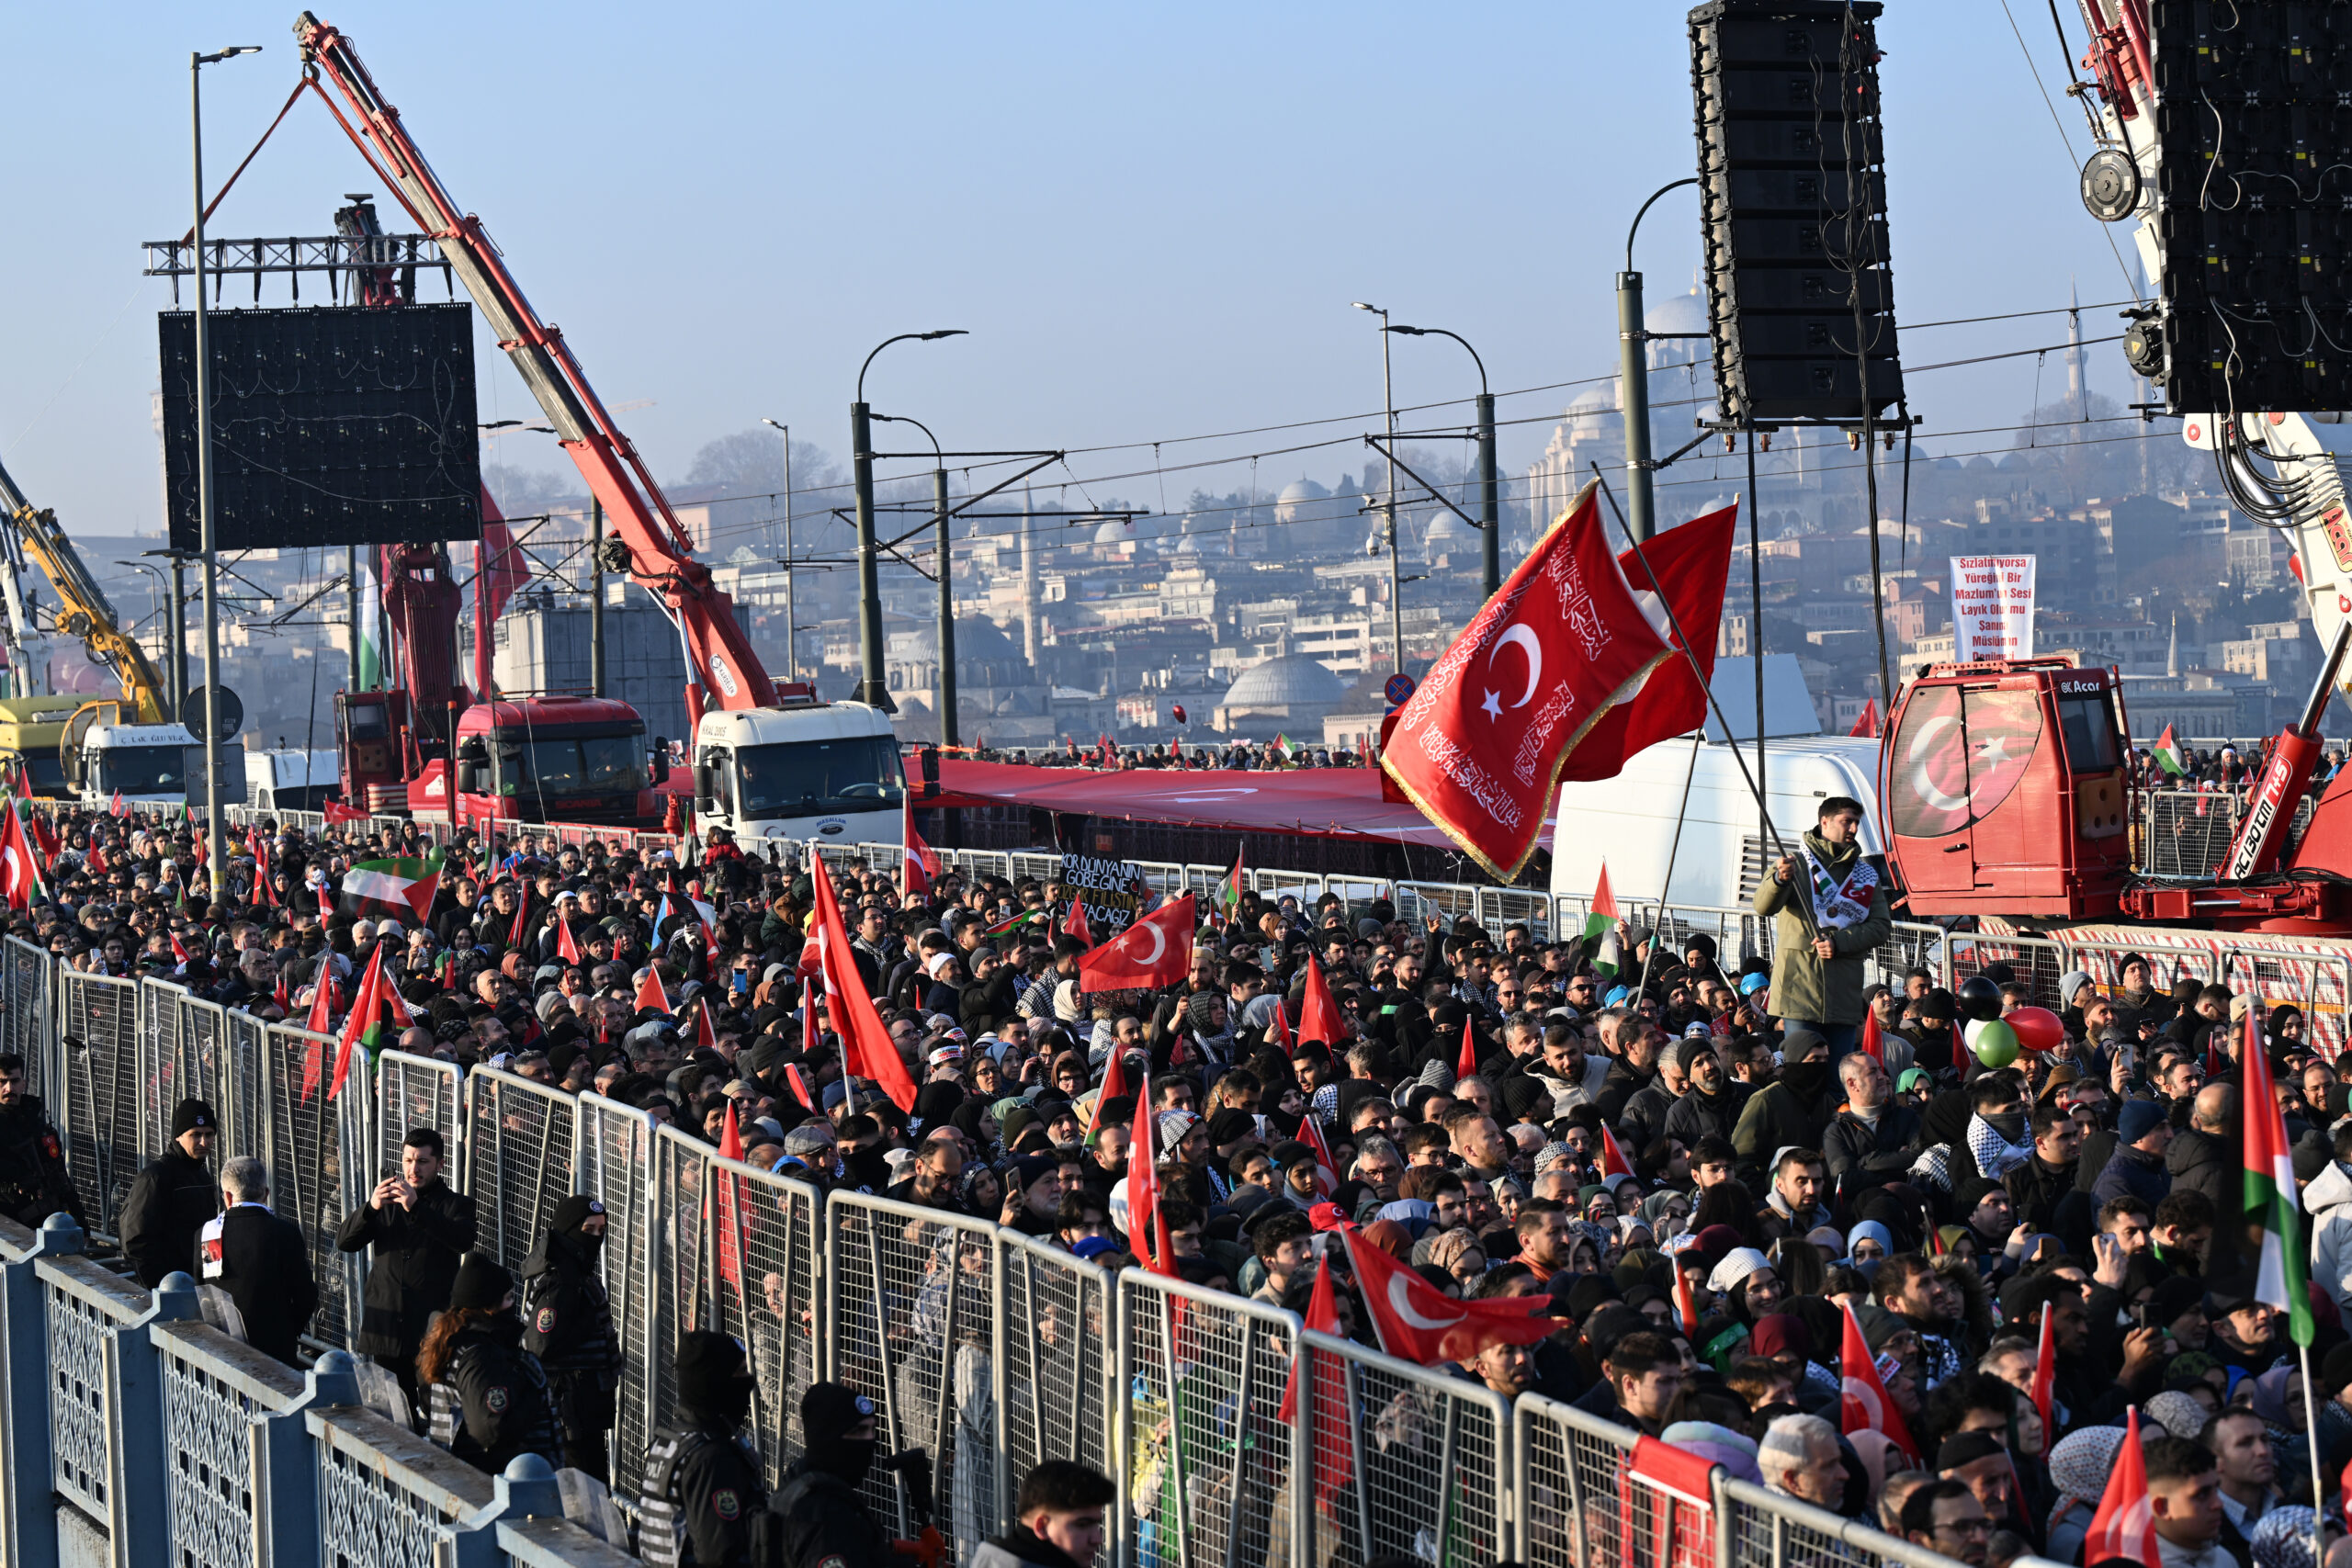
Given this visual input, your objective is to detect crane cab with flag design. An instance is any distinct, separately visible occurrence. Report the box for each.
[1879,658,2131,919]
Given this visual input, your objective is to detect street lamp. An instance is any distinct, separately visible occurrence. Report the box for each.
[1385,323,1498,596]
[759,418,797,683]
[871,413,956,748]
[1352,302,1404,676]
[851,331,966,709]
[193,42,262,900]
[1621,178,1698,546]
[139,548,190,714]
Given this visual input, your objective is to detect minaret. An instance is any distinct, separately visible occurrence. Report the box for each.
[2067,277,2086,412]
[2166,611,2178,678]
[1019,484,1039,668]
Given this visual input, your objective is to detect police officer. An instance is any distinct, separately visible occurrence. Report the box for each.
[119,1098,220,1288]
[519,1193,620,1481]
[334,1127,476,1420]
[197,1155,316,1365]
[767,1382,891,1568]
[0,1052,81,1229]
[416,1252,560,1474]
[641,1331,764,1568]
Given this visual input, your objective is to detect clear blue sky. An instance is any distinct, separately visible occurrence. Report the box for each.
[0,1,2145,531]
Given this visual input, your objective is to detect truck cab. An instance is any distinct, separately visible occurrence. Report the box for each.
[64,709,232,812]
[693,690,903,847]
[244,748,342,813]
[0,695,96,799]
[412,695,656,829]
[1879,657,2132,920]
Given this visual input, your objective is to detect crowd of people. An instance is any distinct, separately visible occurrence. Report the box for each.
[4,790,2352,1568]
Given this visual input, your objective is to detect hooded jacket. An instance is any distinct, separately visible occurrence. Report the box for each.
[1731,1059,1839,1182]
[1748,829,1892,1025]
[2309,1162,2352,1315]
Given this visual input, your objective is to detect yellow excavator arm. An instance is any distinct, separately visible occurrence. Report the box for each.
[0,482,168,726]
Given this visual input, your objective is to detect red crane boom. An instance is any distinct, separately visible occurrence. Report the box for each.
[293,11,776,731]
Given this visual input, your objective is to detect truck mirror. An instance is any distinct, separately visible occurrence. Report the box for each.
[650,750,671,785]
[694,765,718,811]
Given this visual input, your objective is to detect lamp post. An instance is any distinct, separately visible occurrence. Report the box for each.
[193,42,261,900]
[760,418,797,683]
[873,414,954,749]
[137,549,189,715]
[1620,178,1698,546]
[1385,324,1497,597]
[852,332,965,710]
[1351,302,1404,674]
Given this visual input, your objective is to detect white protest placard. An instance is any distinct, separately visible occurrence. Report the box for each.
[1949,555,2036,662]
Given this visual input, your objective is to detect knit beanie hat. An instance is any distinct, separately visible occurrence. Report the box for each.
[449,1252,513,1312]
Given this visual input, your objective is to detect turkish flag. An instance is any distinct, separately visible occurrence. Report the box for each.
[1381,482,1675,877]
[557,918,582,965]
[2084,1409,2159,1565]
[1062,897,1092,947]
[1266,999,1293,1050]
[783,1063,815,1114]
[1296,954,1347,1045]
[306,967,338,1036]
[1860,1007,1884,1066]
[1849,697,1881,739]
[1838,1301,1919,1461]
[1087,1044,1133,1137]
[1600,1124,1635,1180]
[805,854,918,1111]
[1125,1082,1173,1275]
[1342,1224,1561,1364]
[715,1105,745,1290]
[0,802,44,910]
[903,802,940,897]
[2030,1300,2057,1445]
[1077,893,1193,993]
[1559,502,1739,783]
[1298,1111,1338,1197]
[1455,1015,1477,1079]
[635,963,672,1015]
[1277,1256,1341,1423]
[323,798,367,826]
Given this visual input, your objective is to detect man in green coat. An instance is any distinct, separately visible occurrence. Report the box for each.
[1749,795,1891,1057]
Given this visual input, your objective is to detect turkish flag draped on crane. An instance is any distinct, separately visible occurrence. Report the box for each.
[1077,892,1193,993]
[1381,481,1676,878]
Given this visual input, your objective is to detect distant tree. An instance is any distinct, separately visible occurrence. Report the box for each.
[482,463,584,517]
[684,428,840,498]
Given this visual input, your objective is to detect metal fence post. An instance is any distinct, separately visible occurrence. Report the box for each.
[113,1269,199,1568]
[0,1214,80,1568]
[253,1348,361,1568]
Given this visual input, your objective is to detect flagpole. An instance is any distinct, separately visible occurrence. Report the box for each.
[1637,730,1704,997]
[2301,1340,2324,1567]
[1589,465,1819,942]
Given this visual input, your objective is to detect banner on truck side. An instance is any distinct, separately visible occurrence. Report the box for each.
[1949,555,2036,663]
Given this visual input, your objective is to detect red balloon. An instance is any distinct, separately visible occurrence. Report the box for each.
[2007,1006,2065,1052]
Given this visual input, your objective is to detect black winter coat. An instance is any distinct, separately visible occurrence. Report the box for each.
[1821,1105,1924,1195]
[2166,1125,2231,1209]
[441,1314,560,1474]
[206,1203,317,1365]
[120,1147,220,1288]
[0,1097,81,1230]
[334,1178,478,1360]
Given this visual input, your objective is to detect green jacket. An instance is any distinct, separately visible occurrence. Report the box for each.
[1748,828,1891,1026]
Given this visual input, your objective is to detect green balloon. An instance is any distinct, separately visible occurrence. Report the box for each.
[1973,1020,2020,1068]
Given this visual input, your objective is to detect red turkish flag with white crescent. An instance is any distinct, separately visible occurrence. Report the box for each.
[1838,1301,1920,1461]
[1340,1223,1560,1364]
[1381,481,1674,877]
[1077,892,1193,993]
[803,855,918,1111]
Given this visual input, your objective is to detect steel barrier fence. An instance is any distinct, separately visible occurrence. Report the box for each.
[2,935,54,1099]
[264,1027,372,1352]
[825,1189,1002,1561]
[464,1066,579,1276]
[704,1145,824,1483]
[378,1048,465,1184]
[650,1122,707,1463]
[997,1230,1116,1495]
[58,971,139,1240]
[1722,1473,1973,1568]
[1118,1270,1305,1568]
[576,1098,661,1500]
[1515,1392,1637,1568]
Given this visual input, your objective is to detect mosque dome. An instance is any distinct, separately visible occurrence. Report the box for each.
[1223,652,1348,710]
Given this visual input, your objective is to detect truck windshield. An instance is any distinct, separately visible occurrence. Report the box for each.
[733,737,903,818]
[96,748,187,795]
[2056,694,2120,773]
[22,757,63,795]
[518,734,645,795]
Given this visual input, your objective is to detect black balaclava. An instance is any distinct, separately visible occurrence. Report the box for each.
[677,1331,756,1427]
[800,1380,878,1485]
[549,1192,606,1265]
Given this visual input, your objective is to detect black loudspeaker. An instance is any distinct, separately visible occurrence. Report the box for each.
[159,303,481,552]
[2148,0,2352,414]
[1690,1,1903,426]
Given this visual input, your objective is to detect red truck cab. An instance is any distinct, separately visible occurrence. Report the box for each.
[411,695,662,829]
[1879,657,2133,920]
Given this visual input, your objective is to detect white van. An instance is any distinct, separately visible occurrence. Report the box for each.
[692,698,905,848]
[1548,737,1884,909]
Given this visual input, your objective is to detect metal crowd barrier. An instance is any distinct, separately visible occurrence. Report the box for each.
[464,1065,579,1275]
[576,1098,661,1499]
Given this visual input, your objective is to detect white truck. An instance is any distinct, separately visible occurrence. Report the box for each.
[243,748,342,814]
[691,695,906,848]
[1548,736,1884,910]
[73,720,242,812]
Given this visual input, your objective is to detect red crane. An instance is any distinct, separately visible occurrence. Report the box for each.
[294,11,776,735]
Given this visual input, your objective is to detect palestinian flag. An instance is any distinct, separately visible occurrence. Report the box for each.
[1585,863,1623,978]
[2245,1008,2315,1347]
[339,852,444,923]
[2153,724,2186,777]
[1218,849,1243,915]
[984,908,1050,938]
[330,941,399,1100]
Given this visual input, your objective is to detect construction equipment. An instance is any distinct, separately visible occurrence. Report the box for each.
[1883,6,2352,938]
[295,15,905,846]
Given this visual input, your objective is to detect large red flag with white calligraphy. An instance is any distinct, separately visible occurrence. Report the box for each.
[1382,482,1673,877]
[1557,502,1738,782]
